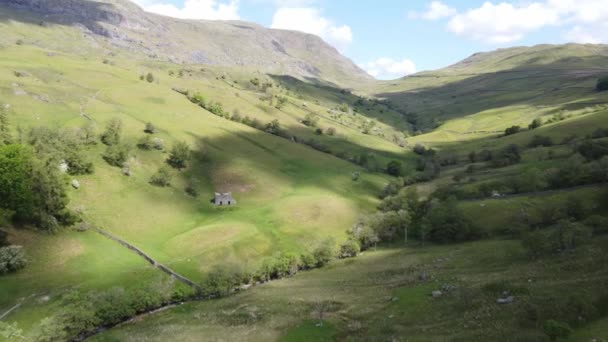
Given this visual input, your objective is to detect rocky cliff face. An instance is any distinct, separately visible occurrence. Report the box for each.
[2,0,371,84]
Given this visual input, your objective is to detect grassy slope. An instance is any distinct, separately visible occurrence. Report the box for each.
[0,16,398,334]
[95,233,608,341]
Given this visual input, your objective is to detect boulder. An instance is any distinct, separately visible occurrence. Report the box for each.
[497,296,514,304]
[58,160,69,173]
[13,70,30,77]
[432,290,443,298]
[71,179,80,189]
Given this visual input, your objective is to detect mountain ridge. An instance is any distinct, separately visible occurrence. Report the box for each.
[1,0,372,85]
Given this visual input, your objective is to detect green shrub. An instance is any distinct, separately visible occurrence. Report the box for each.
[93,287,136,326]
[422,198,481,243]
[100,118,122,146]
[596,76,608,92]
[144,122,157,134]
[0,228,7,247]
[529,135,553,148]
[313,238,335,267]
[149,166,172,187]
[490,144,521,167]
[103,143,130,167]
[166,141,192,170]
[528,118,542,130]
[577,139,608,161]
[299,253,317,270]
[302,113,319,127]
[65,150,94,175]
[137,135,154,150]
[146,72,154,83]
[339,239,360,258]
[504,125,521,136]
[202,265,244,297]
[386,160,403,176]
[543,320,572,341]
[583,215,608,235]
[0,245,27,275]
[522,220,592,258]
[264,119,283,136]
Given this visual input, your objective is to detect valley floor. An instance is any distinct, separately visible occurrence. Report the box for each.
[93,236,608,341]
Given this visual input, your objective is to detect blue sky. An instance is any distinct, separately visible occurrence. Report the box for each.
[131,0,608,79]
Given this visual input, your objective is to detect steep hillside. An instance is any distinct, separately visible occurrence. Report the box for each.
[370,44,608,131]
[1,0,371,85]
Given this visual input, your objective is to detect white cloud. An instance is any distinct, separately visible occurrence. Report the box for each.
[271,7,353,52]
[361,58,417,80]
[447,2,560,44]
[411,0,608,45]
[130,0,240,20]
[409,1,456,20]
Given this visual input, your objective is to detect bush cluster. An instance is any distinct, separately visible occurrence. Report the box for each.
[0,245,26,275]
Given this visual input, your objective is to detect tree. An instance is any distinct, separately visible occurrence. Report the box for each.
[422,198,480,243]
[31,159,72,231]
[149,166,172,187]
[528,118,542,130]
[100,118,122,146]
[265,119,283,136]
[0,321,24,340]
[504,125,521,136]
[144,122,157,134]
[275,96,288,109]
[0,245,27,275]
[326,127,336,136]
[529,135,553,148]
[543,320,572,341]
[166,141,192,170]
[366,210,410,242]
[302,113,319,127]
[103,143,130,167]
[78,123,97,145]
[491,144,521,167]
[0,104,12,145]
[0,229,7,247]
[387,160,403,177]
[146,72,154,83]
[137,135,154,150]
[597,76,608,92]
[339,239,360,258]
[0,145,35,221]
[313,238,335,267]
[0,144,71,231]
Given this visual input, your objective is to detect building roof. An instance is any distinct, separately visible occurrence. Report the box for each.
[214,192,235,203]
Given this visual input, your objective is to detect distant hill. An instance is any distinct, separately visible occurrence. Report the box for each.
[371,44,608,129]
[1,0,371,85]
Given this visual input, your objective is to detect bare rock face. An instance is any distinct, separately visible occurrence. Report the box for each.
[1,0,371,84]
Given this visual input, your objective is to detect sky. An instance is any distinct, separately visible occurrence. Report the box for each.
[129,0,608,79]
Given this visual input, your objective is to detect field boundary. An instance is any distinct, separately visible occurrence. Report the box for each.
[92,226,202,292]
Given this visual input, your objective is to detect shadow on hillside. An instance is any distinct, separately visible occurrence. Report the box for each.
[269,75,411,132]
[375,58,608,126]
[177,124,407,191]
[0,0,126,37]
